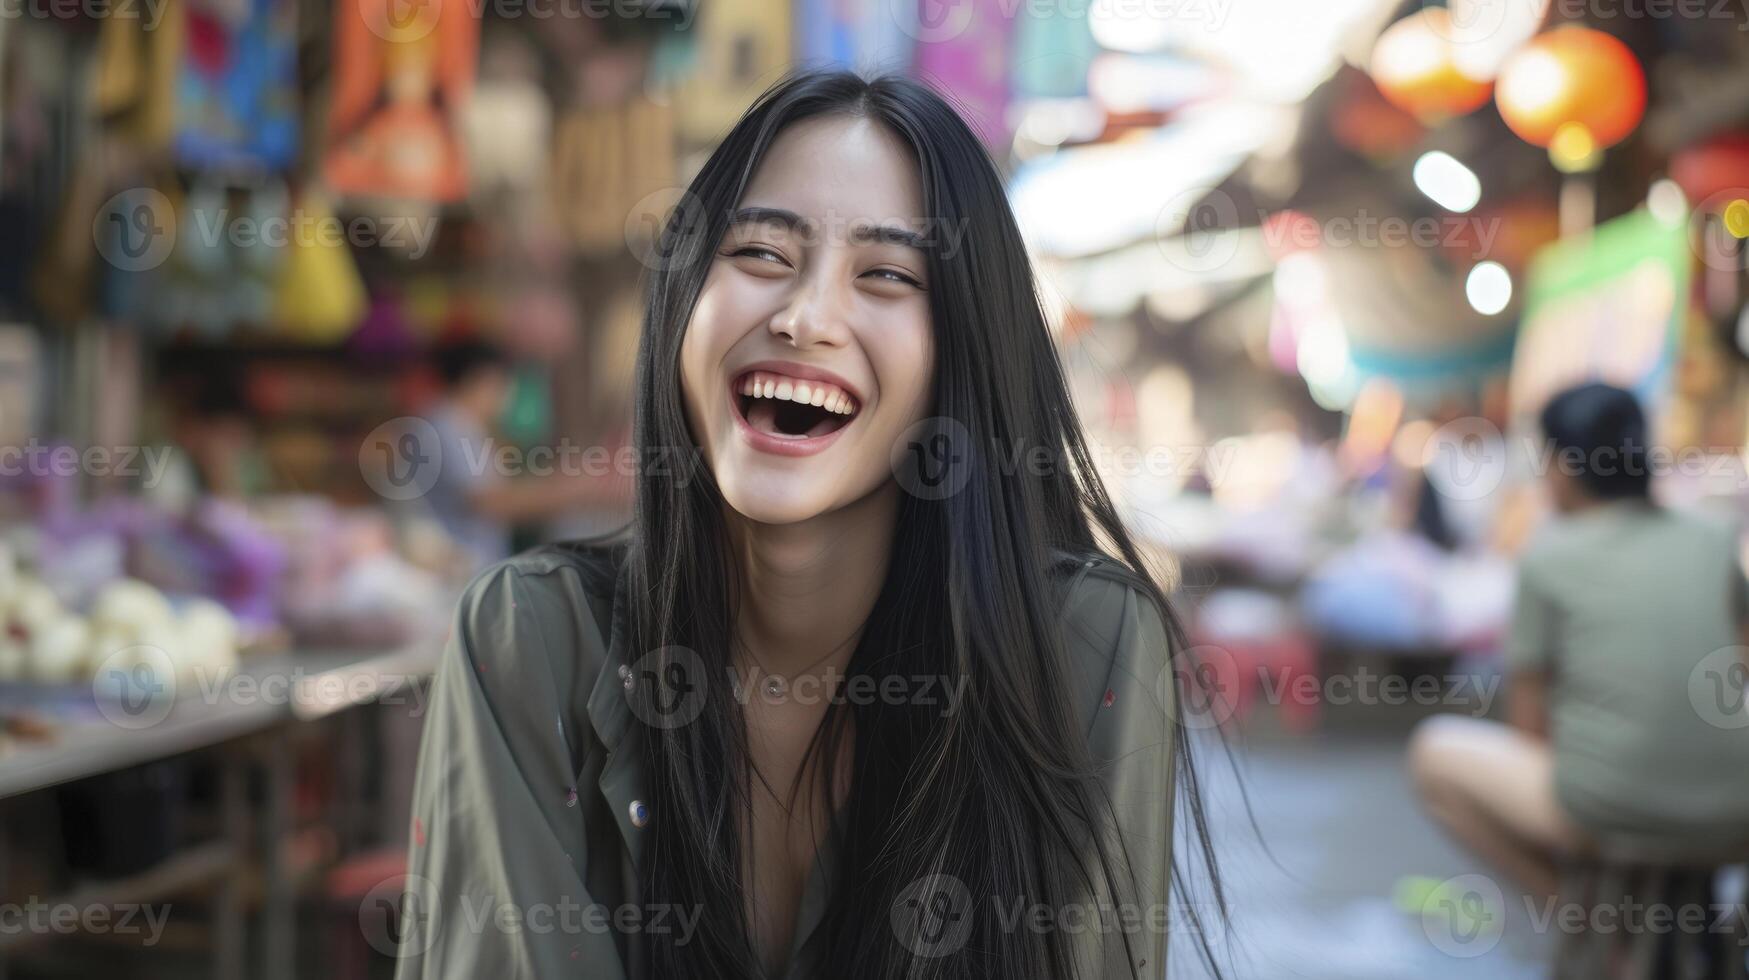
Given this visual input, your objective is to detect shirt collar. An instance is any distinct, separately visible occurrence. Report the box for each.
[584,557,650,865]
[585,556,634,753]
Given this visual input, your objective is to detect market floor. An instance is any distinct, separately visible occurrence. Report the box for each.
[1168,729,1551,980]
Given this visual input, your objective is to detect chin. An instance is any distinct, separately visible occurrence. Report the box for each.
[716,469,843,527]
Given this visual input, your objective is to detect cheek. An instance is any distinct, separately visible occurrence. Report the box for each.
[868,309,936,426]
[678,279,740,425]
[676,328,710,433]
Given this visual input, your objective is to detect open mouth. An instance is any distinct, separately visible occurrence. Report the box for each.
[733,369,860,440]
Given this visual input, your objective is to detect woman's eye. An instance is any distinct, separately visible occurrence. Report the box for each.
[865,267,923,289]
[729,245,788,266]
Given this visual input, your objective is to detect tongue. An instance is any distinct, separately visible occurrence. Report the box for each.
[747,399,784,435]
[803,412,840,437]
[747,399,808,439]
[746,399,844,439]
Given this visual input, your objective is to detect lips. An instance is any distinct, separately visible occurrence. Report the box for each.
[728,363,863,457]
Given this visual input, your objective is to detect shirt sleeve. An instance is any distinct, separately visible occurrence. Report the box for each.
[1072,572,1177,978]
[1504,556,1557,673]
[393,562,626,980]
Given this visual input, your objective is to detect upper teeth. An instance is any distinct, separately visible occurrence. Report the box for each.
[738,371,858,415]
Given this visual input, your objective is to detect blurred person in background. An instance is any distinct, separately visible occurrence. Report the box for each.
[152,370,271,509]
[1409,381,1749,898]
[415,338,627,570]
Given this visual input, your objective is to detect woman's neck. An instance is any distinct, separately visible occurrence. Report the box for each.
[723,481,898,678]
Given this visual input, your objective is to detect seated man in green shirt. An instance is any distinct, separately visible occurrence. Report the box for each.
[1410,382,1749,899]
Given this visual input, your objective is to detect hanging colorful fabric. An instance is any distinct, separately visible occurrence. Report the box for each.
[795,0,912,74]
[231,177,288,328]
[94,0,183,152]
[96,182,179,324]
[173,0,299,171]
[461,33,549,201]
[347,290,418,360]
[322,0,478,203]
[1010,0,1094,100]
[551,97,677,255]
[272,189,367,343]
[162,179,233,337]
[912,0,1016,150]
[675,0,790,144]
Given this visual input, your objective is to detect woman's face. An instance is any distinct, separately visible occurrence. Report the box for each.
[680,115,936,526]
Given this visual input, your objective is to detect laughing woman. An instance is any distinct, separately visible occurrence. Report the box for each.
[396,70,1219,980]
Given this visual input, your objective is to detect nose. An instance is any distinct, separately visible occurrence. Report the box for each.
[768,268,851,349]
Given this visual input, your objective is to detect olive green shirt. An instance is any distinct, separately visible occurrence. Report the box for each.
[1506,501,1749,843]
[394,546,1177,979]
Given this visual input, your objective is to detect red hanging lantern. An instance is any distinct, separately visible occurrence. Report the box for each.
[1495,26,1645,166]
[1369,9,1493,122]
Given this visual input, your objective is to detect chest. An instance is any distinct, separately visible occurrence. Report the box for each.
[739,707,851,975]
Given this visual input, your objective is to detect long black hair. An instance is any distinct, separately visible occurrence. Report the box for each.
[589,69,1225,979]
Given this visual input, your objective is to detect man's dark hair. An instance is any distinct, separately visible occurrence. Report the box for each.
[1539,381,1651,500]
[433,339,510,389]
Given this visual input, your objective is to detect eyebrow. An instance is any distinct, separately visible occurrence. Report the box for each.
[729,207,928,252]
[732,206,807,232]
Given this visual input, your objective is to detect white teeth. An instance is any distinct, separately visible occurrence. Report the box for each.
[736,371,858,415]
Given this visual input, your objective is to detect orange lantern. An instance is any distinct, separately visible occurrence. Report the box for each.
[1370,9,1493,122]
[1495,26,1645,166]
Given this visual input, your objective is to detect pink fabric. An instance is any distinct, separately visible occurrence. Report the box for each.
[911,0,1016,150]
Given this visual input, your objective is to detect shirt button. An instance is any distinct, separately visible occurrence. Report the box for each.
[629,800,649,828]
[618,664,634,690]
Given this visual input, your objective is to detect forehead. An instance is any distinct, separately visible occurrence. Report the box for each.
[738,114,926,233]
